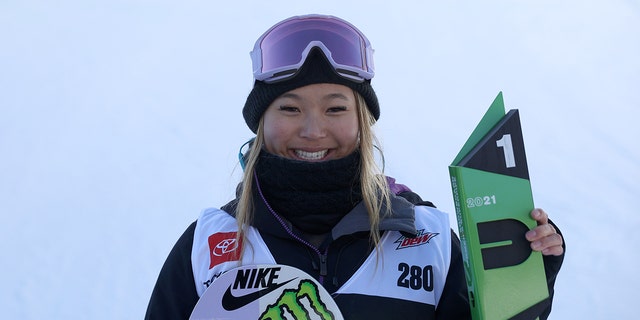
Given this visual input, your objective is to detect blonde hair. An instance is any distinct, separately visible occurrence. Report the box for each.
[235,90,391,250]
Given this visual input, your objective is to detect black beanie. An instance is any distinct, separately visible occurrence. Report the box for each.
[242,49,380,133]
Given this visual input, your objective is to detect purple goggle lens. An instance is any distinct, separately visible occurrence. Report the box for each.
[251,14,375,83]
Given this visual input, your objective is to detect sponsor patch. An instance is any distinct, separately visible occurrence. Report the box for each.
[208,232,242,269]
[394,229,439,250]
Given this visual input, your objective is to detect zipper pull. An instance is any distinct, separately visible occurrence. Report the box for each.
[319,253,328,277]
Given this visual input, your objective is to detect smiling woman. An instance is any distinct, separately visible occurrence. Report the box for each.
[144,14,565,320]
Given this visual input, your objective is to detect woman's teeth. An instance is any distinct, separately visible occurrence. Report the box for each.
[295,150,328,160]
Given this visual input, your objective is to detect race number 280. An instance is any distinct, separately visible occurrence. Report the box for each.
[397,263,433,291]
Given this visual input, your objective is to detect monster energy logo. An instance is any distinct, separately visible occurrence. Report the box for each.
[259,279,336,320]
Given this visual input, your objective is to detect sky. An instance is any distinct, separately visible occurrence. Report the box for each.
[1,0,639,319]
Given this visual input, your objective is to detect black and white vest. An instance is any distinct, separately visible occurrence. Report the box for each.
[191,205,452,310]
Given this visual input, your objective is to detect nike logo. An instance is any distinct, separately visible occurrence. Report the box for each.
[221,277,297,311]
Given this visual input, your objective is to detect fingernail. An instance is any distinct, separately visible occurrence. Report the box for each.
[532,241,542,249]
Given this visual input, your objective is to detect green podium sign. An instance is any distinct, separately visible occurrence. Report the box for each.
[449,92,549,319]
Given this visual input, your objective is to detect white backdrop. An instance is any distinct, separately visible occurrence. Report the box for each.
[1,0,638,319]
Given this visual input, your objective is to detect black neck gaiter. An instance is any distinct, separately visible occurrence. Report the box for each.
[255,150,363,234]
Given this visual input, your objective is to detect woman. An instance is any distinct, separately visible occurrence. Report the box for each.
[145,14,564,319]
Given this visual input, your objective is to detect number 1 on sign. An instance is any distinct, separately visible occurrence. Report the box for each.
[496,134,516,168]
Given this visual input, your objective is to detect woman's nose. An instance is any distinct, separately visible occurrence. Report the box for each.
[299,114,326,139]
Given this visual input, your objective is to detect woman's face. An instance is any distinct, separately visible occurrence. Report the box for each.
[262,83,360,161]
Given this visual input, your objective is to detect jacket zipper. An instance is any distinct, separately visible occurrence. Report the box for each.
[255,174,331,285]
[318,250,328,284]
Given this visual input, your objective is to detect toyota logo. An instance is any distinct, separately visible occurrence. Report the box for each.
[212,238,239,256]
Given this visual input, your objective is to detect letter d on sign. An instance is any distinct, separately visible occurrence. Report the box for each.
[477,219,532,270]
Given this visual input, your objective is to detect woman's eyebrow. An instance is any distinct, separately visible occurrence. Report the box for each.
[278,92,350,101]
[279,92,302,100]
[323,92,350,101]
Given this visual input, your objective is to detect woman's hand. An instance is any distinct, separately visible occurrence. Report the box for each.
[525,208,564,256]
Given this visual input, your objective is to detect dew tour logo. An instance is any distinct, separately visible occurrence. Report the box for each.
[222,266,337,320]
[395,229,439,250]
[208,232,242,269]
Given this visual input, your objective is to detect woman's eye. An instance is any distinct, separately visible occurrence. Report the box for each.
[327,106,347,113]
[279,106,299,112]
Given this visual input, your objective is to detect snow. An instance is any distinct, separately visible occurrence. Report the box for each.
[1,0,638,319]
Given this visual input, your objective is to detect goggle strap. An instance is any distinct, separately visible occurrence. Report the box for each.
[238,138,255,171]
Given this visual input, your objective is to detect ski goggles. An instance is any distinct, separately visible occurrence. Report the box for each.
[250,14,375,83]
